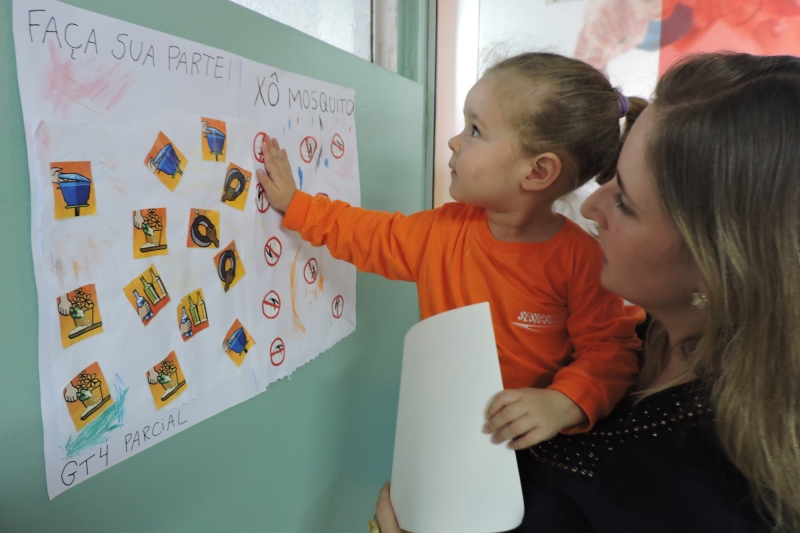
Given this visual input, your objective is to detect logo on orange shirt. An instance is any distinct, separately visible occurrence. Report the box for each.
[513,311,566,331]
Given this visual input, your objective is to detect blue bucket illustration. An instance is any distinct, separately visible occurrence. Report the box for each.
[152,143,183,177]
[225,327,249,355]
[58,173,91,216]
[205,127,226,161]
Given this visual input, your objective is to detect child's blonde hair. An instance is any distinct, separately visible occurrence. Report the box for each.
[485,52,646,193]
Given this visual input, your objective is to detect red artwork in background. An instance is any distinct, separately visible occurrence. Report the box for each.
[659,0,800,75]
[574,0,800,81]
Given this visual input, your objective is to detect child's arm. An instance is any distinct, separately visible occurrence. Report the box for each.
[545,239,643,434]
[484,236,643,449]
[256,135,437,282]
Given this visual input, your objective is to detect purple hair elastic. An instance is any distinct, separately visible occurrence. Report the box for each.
[617,93,630,117]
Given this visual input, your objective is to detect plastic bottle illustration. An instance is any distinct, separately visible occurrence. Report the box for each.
[188,296,200,326]
[150,268,167,299]
[180,306,193,338]
[133,289,153,321]
[140,276,160,305]
[196,291,207,323]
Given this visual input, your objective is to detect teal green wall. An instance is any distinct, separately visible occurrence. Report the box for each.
[398,0,427,85]
[0,0,427,531]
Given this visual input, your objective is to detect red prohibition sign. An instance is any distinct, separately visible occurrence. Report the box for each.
[304,258,319,284]
[300,136,318,163]
[255,183,270,213]
[253,132,267,163]
[264,237,282,266]
[262,291,281,319]
[331,134,345,159]
[332,295,344,319]
[270,337,285,366]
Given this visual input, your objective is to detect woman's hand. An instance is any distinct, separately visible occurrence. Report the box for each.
[373,481,408,533]
[255,134,297,212]
[484,388,587,449]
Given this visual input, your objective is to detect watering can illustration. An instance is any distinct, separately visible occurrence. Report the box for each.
[50,167,91,216]
[224,327,249,356]
[222,167,250,202]
[149,143,184,178]
[203,122,226,161]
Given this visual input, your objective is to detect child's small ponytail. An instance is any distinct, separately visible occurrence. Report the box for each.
[596,94,648,185]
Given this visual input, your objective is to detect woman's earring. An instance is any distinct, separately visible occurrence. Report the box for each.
[691,292,708,310]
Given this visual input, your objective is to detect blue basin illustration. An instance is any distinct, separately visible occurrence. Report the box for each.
[205,127,226,160]
[225,327,248,355]
[58,173,91,214]
[152,143,183,177]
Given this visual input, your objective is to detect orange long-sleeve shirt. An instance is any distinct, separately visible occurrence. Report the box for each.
[283,191,644,431]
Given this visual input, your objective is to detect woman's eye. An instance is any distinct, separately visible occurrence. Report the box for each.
[470,125,480,137]
[613,192,633,215]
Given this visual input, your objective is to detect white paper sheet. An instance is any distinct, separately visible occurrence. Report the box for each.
[391,303,524,533]
[13,0,358,498]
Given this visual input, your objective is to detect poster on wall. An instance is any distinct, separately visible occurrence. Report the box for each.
[12,0,359,498]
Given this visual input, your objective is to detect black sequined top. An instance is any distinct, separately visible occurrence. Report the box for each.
[512,381,769,533]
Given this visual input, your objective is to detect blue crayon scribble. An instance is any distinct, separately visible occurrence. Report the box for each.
[64,375,128,458]
[324,158,329,168]
[287,119,291,130]
[298,167,304,190]
[113,375,127,424]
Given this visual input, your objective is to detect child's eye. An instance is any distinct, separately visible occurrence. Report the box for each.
[613,192,634,215]
[470,124,480,137]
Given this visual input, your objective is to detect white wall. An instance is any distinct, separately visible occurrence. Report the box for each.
[230,0,372,61]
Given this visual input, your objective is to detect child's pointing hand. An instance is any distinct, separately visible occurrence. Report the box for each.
[483,388,587,449]
[256,134,297,213]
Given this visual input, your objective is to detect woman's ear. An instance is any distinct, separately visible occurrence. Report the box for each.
[521,152,562,192]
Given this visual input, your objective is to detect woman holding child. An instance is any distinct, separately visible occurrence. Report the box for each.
[373,52,800,532]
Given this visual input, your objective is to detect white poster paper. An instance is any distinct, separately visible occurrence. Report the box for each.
[391,303,524,533]
[13,0,358,498]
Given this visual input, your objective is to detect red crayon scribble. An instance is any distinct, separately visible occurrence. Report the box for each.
[42,41,135,116]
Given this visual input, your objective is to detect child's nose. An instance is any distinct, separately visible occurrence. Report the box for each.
[448,135,459,155]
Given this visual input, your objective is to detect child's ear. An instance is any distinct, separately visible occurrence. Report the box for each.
[521,152,562,192]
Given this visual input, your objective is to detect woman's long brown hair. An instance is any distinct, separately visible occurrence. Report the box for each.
[643,52,800,532]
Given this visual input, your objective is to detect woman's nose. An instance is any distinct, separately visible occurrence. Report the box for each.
[580,184,606,228]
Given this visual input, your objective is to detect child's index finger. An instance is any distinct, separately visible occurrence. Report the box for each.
[485,389,518,420]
